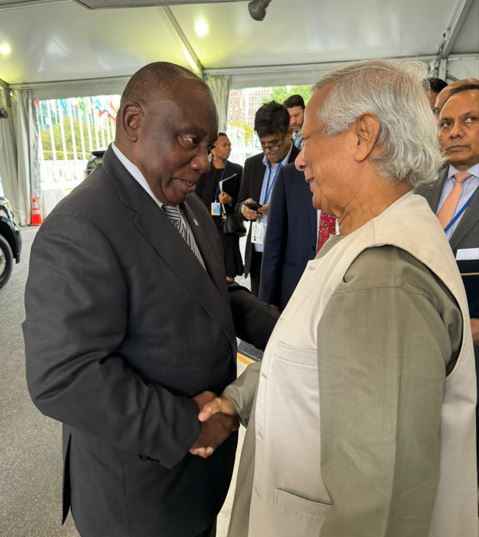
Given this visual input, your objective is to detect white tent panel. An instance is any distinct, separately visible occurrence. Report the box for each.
[1,1,189,85]
[447,55,479,79]
[451,0,479,55]
[0,0,477,90]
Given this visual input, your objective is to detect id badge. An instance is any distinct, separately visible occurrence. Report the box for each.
[251,221,265,245]
[210,202,221,216]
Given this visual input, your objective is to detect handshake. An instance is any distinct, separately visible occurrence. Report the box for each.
[190,391,238,458]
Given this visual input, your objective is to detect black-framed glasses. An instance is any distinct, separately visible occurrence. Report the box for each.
[260,135,285,152]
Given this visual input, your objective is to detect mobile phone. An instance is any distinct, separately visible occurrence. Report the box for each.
[244,200,262,211]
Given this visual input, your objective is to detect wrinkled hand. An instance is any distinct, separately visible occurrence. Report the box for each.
[198,396,236,422]
[471,318,479,346]
[257,203,269,216]
[193,390,216,410]
[189,395,238,458]
[218,191,233,205]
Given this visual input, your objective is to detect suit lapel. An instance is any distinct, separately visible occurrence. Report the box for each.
[288,144,300,164]
[420,172,446,212]
[253,159,266,201]
[418,167,479,252]
[182,197,225,296]
[450,186,479,252]
[301,179,317,245]
[103,148,236,347]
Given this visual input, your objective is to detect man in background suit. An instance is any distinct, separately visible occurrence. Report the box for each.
[237,101,299,295]
[259,163,317,310]
[416,82,479,472]
[23,62,276,537]
[284,94,305,149]
[434,78,479,114]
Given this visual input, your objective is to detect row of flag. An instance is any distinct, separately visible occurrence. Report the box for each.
[35,95,120,129]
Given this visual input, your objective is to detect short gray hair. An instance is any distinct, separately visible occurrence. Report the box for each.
[314,60,443,186]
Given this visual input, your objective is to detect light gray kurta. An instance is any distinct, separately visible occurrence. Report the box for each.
[225,193,476,537]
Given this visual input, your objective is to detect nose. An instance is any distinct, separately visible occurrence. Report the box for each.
[191,149,210,174]
[449,122,463,138]
[295,150,306,172]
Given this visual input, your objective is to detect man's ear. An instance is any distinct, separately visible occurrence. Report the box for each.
[121,103,143,142]
[352,113,380,162]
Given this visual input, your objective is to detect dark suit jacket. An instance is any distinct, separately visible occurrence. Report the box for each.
[237,145,300,276]
[23,147,239,537]
[259,163,317,310]
[416,166,479,359]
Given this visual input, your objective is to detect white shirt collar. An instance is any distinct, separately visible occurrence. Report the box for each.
[111,143,163,208]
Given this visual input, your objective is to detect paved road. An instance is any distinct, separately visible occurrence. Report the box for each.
[0,225,245,537]
[0,226,78,537]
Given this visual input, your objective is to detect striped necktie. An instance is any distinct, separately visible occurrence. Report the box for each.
[437,172,471,228]
[162,204,206,269]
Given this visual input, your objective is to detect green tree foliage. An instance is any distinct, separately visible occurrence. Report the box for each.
[269,85,312,106]
[41,118,112,160]
[229,120,254,146]
[41,119,83,160]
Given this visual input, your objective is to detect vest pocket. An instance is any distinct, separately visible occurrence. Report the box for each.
[274,488,332,520]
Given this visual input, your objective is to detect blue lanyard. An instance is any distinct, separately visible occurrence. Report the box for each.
[443,187,477,233]
[213,168,226,201]
[263,164,282,203]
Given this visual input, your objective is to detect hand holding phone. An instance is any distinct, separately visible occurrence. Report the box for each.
[244,200,262,211]
[242,199,261,221]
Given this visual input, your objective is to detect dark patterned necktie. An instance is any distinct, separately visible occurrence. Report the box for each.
[317,213,336,252]
[162,204,206,269]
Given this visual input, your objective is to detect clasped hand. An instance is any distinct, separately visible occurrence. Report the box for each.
[190,391,238,458]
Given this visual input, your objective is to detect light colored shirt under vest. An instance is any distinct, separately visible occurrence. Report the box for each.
[225,192,477,537]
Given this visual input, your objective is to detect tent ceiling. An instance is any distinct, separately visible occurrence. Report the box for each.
[0,0,477,88]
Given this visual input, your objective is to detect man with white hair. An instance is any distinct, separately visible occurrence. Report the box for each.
[193,60,478,537]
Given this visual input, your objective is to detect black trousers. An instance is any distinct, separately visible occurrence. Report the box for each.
[250,249,263,297]
[79,519,216,537]
[195,520,216,537]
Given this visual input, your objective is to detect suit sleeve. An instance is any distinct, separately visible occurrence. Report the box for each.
[23,213,200,469]
[223,362,261,426]
[236,158,253,217]
[259,168,287,307]
[228,283,279,351]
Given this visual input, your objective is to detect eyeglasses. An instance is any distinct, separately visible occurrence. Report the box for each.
[260,135,285,152]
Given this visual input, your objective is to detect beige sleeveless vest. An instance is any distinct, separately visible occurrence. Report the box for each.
[249,192,477,537]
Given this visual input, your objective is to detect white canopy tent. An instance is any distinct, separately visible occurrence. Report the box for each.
[0,0,478,223]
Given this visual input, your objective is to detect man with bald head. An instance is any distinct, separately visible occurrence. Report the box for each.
[434,77,479,115]
[23,62,268,537]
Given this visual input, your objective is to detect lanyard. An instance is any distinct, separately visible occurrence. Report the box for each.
[443,187,477,233]
[213,168,226,201]
[263,163,282,203]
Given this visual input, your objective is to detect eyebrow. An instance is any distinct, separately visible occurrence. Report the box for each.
[440,110,478,121]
